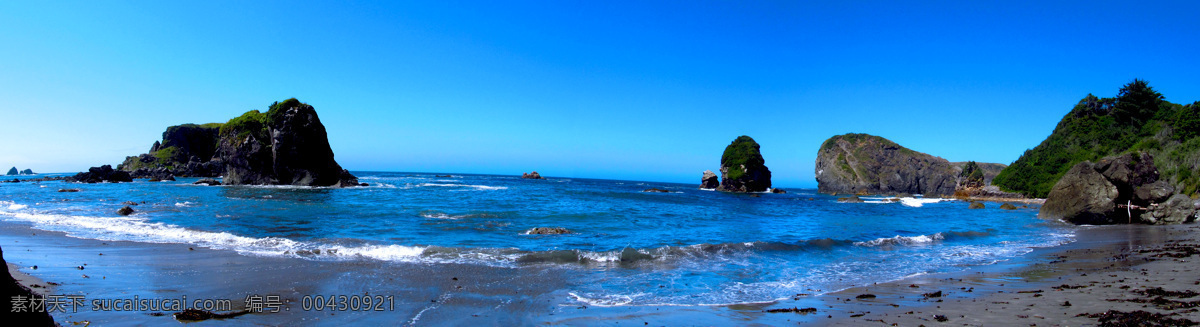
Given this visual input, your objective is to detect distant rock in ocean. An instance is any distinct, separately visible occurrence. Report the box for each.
[68,165,132,183]
[1040,151,1196,225]
[699,170,719,189]
[717,136,772,193]
[115,98,358,187]
[522,171,545,179]
[4,167,15,176]
[815,133,956,197]
[18,169,33,175]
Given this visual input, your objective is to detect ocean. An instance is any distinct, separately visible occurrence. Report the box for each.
[0,172,1075,312]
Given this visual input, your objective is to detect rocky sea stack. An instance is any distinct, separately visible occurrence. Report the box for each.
[815,133,956,196]
[1040,152,1196,225]
[699,170,719,189]
[4,167,15,175]
[117,98,359,187]
[717,136,772,192]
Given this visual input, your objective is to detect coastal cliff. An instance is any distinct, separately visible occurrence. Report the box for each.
[994,80,1200,198]
[815,133,957,196]
[116,98,358,187]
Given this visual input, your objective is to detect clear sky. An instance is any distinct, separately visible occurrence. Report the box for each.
[1,1,1197,187]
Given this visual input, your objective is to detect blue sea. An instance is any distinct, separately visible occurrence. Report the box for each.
[0,172,1075,308]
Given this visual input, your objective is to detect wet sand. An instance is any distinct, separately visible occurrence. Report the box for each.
[0,222,570,326]
[5,219,1200,326]
[817,223,1200,326]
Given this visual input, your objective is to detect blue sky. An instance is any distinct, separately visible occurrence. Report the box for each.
[1,1,1197,187]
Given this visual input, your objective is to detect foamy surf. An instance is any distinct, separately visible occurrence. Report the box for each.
[416,183,507,191]
[899,197,953,207]
[854,233,945,246]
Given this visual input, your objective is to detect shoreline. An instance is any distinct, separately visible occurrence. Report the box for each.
[818,223,1200,325]
[2,216,1197,325]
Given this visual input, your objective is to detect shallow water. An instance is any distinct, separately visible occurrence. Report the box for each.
[0,172,1074,307]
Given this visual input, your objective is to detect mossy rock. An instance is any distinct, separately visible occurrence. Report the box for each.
[968,202,985,209]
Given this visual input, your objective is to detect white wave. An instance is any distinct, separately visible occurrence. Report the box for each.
[699,188,716,191]
[0,211,442,264]
[2,201,28,211]
[417,183,506,191]
[569,292,639,307]
[899,197,952,208]
[174,202,196,207]
[854,233,945,247]
[421,212,459,219]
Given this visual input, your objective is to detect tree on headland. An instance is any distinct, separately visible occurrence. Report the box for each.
[994,79,1200,197]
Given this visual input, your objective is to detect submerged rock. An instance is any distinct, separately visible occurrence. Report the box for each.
[521,171,545,179]
[525,227,570,235]
[57,189,81,192]
[968,202,985,209]
[642,188,671,193]
[771,188,787,194]
[700,170,719,189]
[117,206,135,216]
[718,136,772,193]
[999,203,1018,210]
[193,178,221,186]
[837,196,865,203]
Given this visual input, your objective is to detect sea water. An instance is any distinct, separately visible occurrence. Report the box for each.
[0,172,1074,307]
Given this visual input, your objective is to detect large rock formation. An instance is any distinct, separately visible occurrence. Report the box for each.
[217,99,358,186]
[113,99,358,187]
[0,246,56,326]
[18,169,33,175]
[5,167,15,175]
[699,170,719,189]
[1040,152,1196,225]
[994,80,1200,198]
[68,165,133,183]
[815,133,956,196]
[119,123,225,178]
[717,136,772,192]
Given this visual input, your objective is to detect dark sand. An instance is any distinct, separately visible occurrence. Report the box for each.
[5,220,1200,326]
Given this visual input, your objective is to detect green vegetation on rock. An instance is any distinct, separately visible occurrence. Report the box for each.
[721,135,765,181]
[994,80,1200,198]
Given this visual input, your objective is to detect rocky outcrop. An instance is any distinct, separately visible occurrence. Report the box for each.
[194,178,221,186]
[526,227,570,235]
[643,188,671,193]
[0,246,57,326]
[68,165,133,183]
[815,133,956,197]
[117,206,135,216]
[114,99,358,187]
[718,135,772,192]
[1040,152,1196,225]
[119,123,225,178]
[951,161,1006,186]
[18,169,33,175]
[5,167,15,175]
[700,170,719,189]
[521,171,545,179]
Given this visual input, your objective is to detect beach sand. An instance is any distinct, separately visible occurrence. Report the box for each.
[3,220,1199,326]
